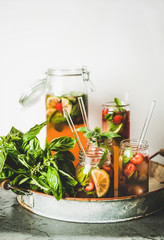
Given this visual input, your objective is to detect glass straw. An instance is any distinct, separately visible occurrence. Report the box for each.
[78,96,89,128]
[138,100,156,148]
[63,108,87,158]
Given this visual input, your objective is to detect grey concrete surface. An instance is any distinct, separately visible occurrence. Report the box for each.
[0,188,164,240]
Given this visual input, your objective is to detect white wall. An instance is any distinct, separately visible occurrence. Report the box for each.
[0,0,164,163]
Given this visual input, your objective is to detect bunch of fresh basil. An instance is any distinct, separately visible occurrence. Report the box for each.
[0,121,77,200]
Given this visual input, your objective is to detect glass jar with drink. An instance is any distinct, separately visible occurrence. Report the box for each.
[102,98,130,194]
[118,139,149,196]
[20,66,94,167]
[76,145,114,198]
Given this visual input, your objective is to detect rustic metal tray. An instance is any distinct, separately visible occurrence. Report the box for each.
[17,160,164,223]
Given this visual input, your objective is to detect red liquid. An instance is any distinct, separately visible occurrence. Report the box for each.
[102,109,130,145]
[102,107,130,195]
[118,155,149,196]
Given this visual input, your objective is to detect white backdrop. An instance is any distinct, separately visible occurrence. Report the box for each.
[0,0,164,163]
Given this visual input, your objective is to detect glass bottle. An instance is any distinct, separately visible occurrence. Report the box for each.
[118,139,149,196]
[76,145,114,198]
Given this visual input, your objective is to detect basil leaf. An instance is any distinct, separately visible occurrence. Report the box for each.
[100,131,120,139]
[11,174,28,186]
[30,177,50,192]
[0,149,7,173]
[56,160,75,177]
[76,127,89,133]
[97,149,108,168]
[76,166,90,187]
[44,137,51,157]
[123,147,133,165]
[36,175,52,194]
[18,154,31,169]
[114,98,123,112]
[105,113,113,121]
[84,130,98,139]
[59,170,77,197]
[19,177,30,185]
[24,138,41,152]
[54,151,75,162]
[50,136,76,152]
[46,167,63,200]
[94,127,101,134]
[59,169,77,187]
[23,121,47,142]
[6,127,23,151]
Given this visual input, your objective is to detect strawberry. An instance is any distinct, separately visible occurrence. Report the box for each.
[102,108,108,120]
[123,162,136,178]
[85,181,95,191]
[113,115,123,124]
[102,165,113,177]
[131,153,143,165]
[55,102,63,112]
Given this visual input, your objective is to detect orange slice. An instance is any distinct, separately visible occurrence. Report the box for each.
[91,169,110,197]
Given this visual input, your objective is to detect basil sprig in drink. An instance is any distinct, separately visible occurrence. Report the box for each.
[102,98,130,195]
[75,127,119,198]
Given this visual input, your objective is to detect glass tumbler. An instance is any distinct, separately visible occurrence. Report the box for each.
[102,101,130,194]
[76,145,114,198]
[118,139,149,197]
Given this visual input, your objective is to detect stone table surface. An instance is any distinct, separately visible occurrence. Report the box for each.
[0,188,164,240]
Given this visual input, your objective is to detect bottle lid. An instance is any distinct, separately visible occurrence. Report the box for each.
[46,66,89,77]
[19,78,48,108]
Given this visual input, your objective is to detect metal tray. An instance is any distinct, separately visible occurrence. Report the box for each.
[17,160,164,223]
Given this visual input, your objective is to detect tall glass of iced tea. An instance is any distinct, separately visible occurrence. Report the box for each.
[102,100,130,194]
[118,139,149,196]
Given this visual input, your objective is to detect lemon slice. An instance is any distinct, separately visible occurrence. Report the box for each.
[107,121,123,134]
[91,169,110,197]
[46,96,60,109]
[61,98,72,114]
[113,123,123,133]
[46,108,57,119]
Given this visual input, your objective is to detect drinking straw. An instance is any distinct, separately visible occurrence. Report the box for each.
[78,96,89,128]
[138,100,156,148]
[63,108,87,158]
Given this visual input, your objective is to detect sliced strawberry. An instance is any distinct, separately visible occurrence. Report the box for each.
[131,153,143,165]
[123,162,136,178]
[85,181,95,191]
[55,102,63,112]
[113,115,123,124]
